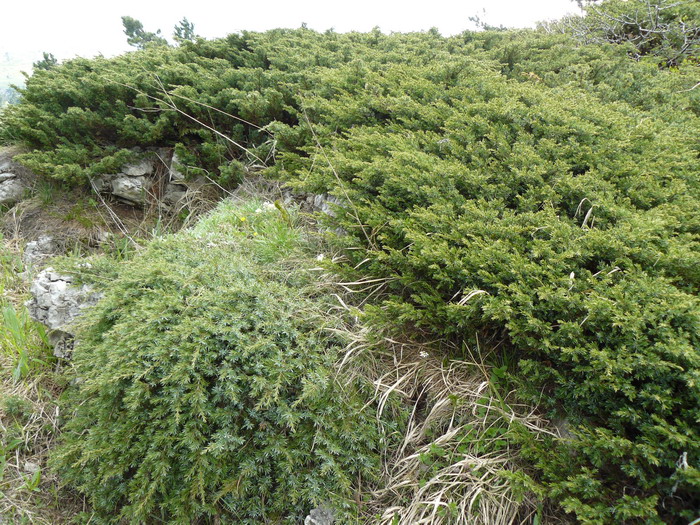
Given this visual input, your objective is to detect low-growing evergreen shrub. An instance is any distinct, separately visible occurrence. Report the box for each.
[279,60,700,522]
[52,203,387,524]
[4,21,699,523]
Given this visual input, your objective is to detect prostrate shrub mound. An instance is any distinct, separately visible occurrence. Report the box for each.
[52,201,387,524]
[289,60,700,522]
[2,19,698,186]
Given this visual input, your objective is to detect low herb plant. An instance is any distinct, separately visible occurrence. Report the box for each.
[0,239,51,380]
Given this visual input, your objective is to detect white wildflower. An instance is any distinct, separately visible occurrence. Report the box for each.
[316,254,325,261]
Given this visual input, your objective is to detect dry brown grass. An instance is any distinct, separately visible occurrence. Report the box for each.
[339,329,555,525]
[0,356,87,524]
[1,186,143,252]
[0,238,87,524]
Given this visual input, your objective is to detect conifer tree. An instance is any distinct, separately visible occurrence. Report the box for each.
[121,16,168,49]
[173,17,197,43]
[32,52,57,71]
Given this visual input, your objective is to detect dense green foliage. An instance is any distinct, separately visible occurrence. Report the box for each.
[555,0,700,66]
[32,52,58,71]
[173,17,198,44]
[285,48,700,523]
[4,19,700,523]
[4,26,697,184]
[53,202,388,523]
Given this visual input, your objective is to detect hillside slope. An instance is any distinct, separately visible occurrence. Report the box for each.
[1,7,699,523]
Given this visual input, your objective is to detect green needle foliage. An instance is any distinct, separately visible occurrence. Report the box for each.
[3,16,699,523]
[52,203,388,524]
[288,60,700,522]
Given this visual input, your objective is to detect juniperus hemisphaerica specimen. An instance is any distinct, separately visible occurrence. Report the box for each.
[5,15,699,523]
[53,204,387,524]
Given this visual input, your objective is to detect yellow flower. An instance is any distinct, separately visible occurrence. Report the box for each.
[239,216,246,222]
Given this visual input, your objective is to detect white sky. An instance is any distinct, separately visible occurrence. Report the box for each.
[2,0,581,62]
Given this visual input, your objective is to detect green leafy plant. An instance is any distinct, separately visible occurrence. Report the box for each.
[1,395,33,422]
[0,304,49,381]
[20,469,42,493]
[3,22,699,523]
[0,438,23,483]
[52,202,389,524]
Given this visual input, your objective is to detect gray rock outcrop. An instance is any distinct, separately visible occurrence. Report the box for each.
[121,157,154,177]
[304,506,334,525]
[308,193,342,217]
[92,152,203,207]
[23,235,60,269]
[283,191,343,217]
[91,173,114,193]
[110,175,148,204]
[93,154,155,206]
[163,182,188,206]
[0,173,26,206]
[169,152,186,182]
[0,147,35,207]
[26,268,102,358]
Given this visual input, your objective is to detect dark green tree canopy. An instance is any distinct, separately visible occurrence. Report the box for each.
[173,17,197,43]
[121,15,168,49]
[32,51,58,71]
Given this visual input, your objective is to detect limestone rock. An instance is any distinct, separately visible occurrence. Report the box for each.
[23,461,40,474]
[23,235,60,268]
[122,158,154,177]
[95,230,112,244]
[0,172,16,182]
[310,193,342,217]
[0,176,26,206]
[92,174,115,193]
[169,152,186,182]
[111,175,148,204]
[163,183,188,205]
[26,268,102,358]
[304,506,334,525]
[283,191,343,217]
